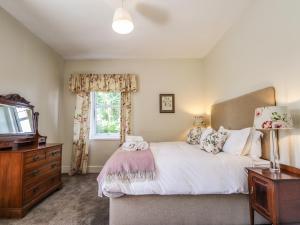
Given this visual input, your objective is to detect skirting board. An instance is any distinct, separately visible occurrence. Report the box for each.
[61,166,103,174]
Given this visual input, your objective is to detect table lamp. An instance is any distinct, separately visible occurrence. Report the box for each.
[253,106,293,172]
[193,115,206,128]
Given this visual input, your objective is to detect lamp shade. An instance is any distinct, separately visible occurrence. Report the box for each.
[254,106,293,129]
[112,8,134,34]
[193,115,205,127]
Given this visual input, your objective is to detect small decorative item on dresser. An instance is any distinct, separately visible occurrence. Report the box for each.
[253,106,293,172]
[159,94,175,113]
[247,167,300,225]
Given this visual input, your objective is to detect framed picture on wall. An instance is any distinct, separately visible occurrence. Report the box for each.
[159,94,175,113]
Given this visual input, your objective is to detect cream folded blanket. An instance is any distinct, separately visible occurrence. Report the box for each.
[122,141,149,151]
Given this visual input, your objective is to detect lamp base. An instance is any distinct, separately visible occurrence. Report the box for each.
[270,130,280,173]
[270,167,280,173]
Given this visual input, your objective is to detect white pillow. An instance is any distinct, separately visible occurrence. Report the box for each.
[219,126,251,155]
[248,130,263,159]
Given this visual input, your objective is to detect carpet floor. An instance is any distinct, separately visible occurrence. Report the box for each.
[0,174,109,225]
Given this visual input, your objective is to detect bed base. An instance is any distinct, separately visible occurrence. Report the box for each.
[110,194,267,225]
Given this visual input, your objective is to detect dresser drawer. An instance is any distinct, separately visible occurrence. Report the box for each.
[46,146,61,161]
[24,182,45,204]
[24,175,61,204]
[24,160,61,187]
[46,175,61,189]
[24,150,46,169]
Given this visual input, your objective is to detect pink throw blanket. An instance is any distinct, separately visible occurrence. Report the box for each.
[97,148,156,196]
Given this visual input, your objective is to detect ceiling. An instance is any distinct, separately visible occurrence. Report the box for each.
[0,0,252,59]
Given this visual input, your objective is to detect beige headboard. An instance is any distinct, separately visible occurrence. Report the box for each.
[211,87,276,160]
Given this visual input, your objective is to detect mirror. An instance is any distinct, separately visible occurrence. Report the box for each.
[0,94,46,149]
[0,104,34,134]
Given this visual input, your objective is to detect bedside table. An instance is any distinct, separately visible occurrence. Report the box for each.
[246,167,300,225]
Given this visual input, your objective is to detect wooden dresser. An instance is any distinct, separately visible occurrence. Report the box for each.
[0,144,62,218]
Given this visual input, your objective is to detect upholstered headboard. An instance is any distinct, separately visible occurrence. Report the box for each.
[211,87,276,160]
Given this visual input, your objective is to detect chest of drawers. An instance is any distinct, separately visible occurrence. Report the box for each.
[0,144,63,218]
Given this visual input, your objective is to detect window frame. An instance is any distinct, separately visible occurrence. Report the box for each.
[89,92,121,141]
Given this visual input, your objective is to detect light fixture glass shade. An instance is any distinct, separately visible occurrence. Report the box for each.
[112,8,134,34]
[254,106,293,129]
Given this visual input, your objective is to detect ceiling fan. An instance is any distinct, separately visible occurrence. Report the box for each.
[112,0,169,35]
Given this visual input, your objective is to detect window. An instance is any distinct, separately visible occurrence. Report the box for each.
[90,92,121,140]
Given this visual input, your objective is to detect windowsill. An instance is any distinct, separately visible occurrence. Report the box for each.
[89,136,120,141]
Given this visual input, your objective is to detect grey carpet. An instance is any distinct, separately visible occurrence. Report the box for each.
[0,174,109,225]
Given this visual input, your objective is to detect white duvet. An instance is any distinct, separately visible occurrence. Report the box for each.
[99,142,269,198]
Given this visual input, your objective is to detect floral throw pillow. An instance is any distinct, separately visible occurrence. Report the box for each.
[187,128,202,145]
[199,130,228,154]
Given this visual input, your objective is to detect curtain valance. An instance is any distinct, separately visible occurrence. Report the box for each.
[69,73,137,93]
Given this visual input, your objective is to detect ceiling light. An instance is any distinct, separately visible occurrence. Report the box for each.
[112,1,134,34]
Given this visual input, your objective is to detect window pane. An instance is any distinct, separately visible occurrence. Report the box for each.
[94,92,120,135]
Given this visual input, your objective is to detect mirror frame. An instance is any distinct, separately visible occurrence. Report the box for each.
[0,94,40,149]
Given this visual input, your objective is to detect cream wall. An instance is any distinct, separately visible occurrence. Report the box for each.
[0,8,64,143]
[203,0,300,167]
[63,59,204,172]
[3,0,300,172]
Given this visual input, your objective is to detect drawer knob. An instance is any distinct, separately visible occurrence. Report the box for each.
[32,187,39,194]
[33,155,40,161]
[51,163,57,169]
[32,169,40,176]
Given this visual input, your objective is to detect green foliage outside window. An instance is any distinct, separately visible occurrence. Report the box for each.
[94,92,120,134]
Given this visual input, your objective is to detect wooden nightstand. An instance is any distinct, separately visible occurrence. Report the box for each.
[246,167,300,225]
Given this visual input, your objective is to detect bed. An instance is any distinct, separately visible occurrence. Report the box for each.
[103,87,276,225]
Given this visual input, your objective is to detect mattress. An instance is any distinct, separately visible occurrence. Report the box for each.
[99,141,269,197]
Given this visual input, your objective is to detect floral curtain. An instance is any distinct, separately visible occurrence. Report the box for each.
[69,74,137,175]
[69,92,90,175]
[69,74,137,93]
[120,92,132,143]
